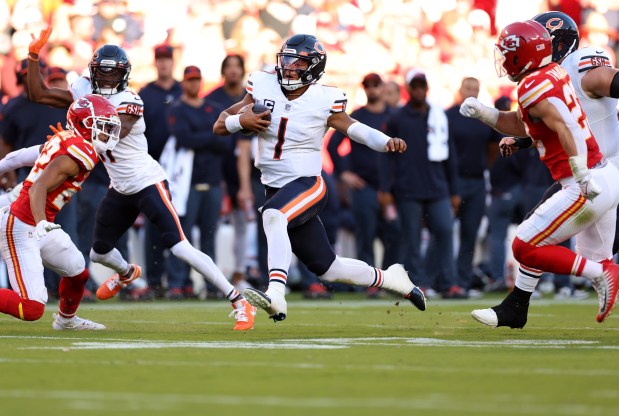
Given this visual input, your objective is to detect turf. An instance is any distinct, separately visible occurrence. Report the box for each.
[1,294,618,416]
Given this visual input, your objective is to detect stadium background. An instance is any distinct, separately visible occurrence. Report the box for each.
[1,0,618,110]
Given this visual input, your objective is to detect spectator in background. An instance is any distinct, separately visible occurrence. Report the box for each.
[0,59,76,302]
[384,80,402,109]
[93,0,143,46]
[205,54,257,292]
[139,44,182,299]
[328,73,400,298]
[446,77,501,297]
[45,66,68,89]
[165,66,229,299]
[380,68,460,299]
[485,95,525,293]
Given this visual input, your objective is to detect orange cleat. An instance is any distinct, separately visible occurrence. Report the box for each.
[96,264,142,300]
[230,298,256,331]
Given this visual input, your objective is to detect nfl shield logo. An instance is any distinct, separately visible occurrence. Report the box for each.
[285,103,291,111]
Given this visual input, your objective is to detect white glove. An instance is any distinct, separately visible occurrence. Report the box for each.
[34,220,61,240]
[569,155,601,201]
[459,97,499,126]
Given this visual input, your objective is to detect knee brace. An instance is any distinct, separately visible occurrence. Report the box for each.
[262,208,286,227]
[19,299,45,321]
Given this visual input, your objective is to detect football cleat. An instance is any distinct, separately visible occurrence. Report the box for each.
[471,297,529,329]
[230,298,256,331]
[96,264,142,300]
[243,288,287,322]
[592,261,619,323]
[52,313,106,330]
[405,287,427,311]
[381,264,426,311]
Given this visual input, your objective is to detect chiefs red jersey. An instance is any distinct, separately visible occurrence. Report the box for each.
[517,62,602,180]
[11,130,98,225]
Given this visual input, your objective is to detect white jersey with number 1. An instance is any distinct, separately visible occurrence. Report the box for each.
[246,71,347,188]
[562,47,619,165]
[70,77,167,195]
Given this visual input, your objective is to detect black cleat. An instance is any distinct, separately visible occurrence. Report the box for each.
[406,287,427,311]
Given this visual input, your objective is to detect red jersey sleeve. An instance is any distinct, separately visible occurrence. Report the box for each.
[63,139,98,172]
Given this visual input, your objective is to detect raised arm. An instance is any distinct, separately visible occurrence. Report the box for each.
[27,27,73,107]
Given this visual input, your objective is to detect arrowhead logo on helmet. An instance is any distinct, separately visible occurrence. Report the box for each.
[500,35,520,52]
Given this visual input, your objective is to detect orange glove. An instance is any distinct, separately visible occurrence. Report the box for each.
[29,27,52,55]
[47,122,65,140]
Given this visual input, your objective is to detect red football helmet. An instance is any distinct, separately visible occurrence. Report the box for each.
[495,20,552,82]
[66,94,121,154]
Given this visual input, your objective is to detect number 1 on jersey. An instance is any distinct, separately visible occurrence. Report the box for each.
[274,117,288,159]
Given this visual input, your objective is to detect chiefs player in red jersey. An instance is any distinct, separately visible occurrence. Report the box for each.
[0,94,120,330]
[460,20,619,327]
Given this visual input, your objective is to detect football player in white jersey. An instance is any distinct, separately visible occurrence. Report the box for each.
[214,34,426,322]
[461,12,619,327]
[26,27,256,330]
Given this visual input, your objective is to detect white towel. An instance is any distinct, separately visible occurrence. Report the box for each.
[427,102,449,162]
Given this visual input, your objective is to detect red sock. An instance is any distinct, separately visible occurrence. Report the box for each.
[58,269,89,319]
[0,289,45,321]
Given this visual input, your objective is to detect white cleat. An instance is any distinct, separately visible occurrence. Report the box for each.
[243,288,287,322]
[471,308,499,327]
[52,313,106,330]
[381,264,426,311]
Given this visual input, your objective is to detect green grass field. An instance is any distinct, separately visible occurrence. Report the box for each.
[1,294,618,416]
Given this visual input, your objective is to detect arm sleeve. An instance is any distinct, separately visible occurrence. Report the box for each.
[0,145,41,174]
[347,122,390,152]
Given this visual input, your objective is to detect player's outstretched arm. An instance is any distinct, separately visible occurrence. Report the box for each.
[27,27,73,107]
[0,145,41,174]
[460,97,527,137]
[328,112,406,153]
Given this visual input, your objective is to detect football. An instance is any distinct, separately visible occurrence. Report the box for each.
[240,103,271,135]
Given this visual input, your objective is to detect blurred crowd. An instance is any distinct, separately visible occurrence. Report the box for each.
[1,0,618,301]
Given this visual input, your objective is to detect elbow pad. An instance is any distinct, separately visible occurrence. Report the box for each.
[347,122,390,152]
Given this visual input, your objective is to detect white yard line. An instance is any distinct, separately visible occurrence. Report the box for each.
[7,336,618,351]
[0,389,602,415]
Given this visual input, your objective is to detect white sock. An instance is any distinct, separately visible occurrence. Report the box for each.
[170,240,238,300]
[89,248,129,274]
[319,256,377,286]
[514,265,542,293]
[262,208,292,277]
